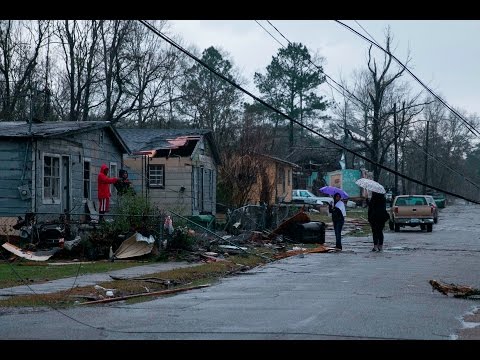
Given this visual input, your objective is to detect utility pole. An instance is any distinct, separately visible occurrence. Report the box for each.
[343,99,348,168]
[393,103,398,196]
[423,120,430,194]
[289,119,293,153]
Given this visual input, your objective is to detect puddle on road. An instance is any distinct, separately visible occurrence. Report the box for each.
[454,306,480,340]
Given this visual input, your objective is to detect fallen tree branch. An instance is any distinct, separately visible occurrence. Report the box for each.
[429,279,480,299]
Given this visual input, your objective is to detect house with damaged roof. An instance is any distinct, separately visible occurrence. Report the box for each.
[117,128,220,217]
[0,120,129,229]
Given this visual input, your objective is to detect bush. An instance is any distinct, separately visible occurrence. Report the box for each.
[109,194,163,236]
[86,194,165,259]
[167,226,195,251]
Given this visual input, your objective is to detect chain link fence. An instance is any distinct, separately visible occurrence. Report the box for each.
[0,200,310,262]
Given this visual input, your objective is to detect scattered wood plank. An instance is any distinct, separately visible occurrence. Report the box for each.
[79,284,210,305]
[429,279,480,298]
[1,242,56,262]
[110,275,168,282]
[109,275,179,286]
[273,245,336,259]
[199,253,230,262]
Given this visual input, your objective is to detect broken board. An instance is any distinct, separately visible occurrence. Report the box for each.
[2,242,55,261]
[86,200,99,222]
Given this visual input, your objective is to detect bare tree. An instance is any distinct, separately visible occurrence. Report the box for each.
[99,20,135,123]
[120,21,182,127]
[336,28,428,182]
[55,20,102,122]
[0,20,48,121]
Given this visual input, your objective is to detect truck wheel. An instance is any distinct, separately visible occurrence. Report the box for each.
[434,217,438,224]
[394,224,400,232]
[427,224,433,232]
[420,224,426,231]
[389,221,394,230]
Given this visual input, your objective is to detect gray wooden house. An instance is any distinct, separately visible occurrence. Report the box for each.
[117,129,220,216]
[0,121,129,228]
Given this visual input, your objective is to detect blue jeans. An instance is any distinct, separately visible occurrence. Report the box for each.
[333,219,344,249]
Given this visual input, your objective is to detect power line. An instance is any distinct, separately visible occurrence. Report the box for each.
[254,20,286,48]
[353,20,380,46]
[139,20,480,205]
[264,21,480,194]
[334,20,480,138]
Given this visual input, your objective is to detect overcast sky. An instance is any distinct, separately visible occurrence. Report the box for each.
[168,20,480,117]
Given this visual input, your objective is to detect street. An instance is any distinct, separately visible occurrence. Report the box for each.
[1,201,479,340]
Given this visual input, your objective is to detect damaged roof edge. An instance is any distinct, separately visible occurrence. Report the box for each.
[254,153,300,168]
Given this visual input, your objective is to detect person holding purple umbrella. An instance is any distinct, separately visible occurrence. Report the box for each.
[328,192,346,251]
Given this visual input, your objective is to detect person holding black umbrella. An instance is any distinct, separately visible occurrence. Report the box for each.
[329,192,346,251]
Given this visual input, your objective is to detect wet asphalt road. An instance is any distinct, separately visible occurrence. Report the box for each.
[0,201,479,340]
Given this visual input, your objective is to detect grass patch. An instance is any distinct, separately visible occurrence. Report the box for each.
[0,249,274,308]
[0,260,142,289]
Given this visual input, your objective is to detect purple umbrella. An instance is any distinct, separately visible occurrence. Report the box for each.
[319,186,349,199]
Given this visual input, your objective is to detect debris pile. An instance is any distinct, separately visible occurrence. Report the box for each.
[429,279,480,299]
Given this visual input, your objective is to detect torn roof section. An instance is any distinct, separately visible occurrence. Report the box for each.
[117,128,221,164]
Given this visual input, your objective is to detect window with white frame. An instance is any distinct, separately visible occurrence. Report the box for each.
[149,164,165,188]
[110,162,117,194]
[43,155,61,203]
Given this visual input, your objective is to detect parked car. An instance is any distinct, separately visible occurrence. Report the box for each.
[292,189,356,208]
[292,189,332,205]
[389,195,435,232]
[431,192,446,208]
[424,195,439,224]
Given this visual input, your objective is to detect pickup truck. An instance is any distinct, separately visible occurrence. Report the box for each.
[388,195,435,232]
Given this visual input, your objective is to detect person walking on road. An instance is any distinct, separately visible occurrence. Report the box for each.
[98,164,120,222]
[368,191,390,252]
[329,192,346,251]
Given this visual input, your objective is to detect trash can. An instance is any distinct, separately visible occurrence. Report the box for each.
[294,221,325,244]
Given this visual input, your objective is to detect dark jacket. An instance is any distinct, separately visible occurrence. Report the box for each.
[114,169,135,195]
[368,192,389,225]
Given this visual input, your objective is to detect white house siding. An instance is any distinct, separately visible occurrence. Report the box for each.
[123,139,217,217]
[124,156,194,216]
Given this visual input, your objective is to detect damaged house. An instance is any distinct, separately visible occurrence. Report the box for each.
[245,153,299,205]
[0,121,130,233]
[117,129,220,217]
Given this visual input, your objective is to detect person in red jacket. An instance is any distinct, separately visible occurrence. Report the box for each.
[97,164,119,221]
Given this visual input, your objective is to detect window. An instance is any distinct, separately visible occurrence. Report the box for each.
[149,164,165,188]
[83,160,91,199]
[110,162,117,194]
[288,169,291,186]
[43,155,60,203]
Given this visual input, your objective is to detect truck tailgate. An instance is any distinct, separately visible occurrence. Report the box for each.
[396,205,432,218]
